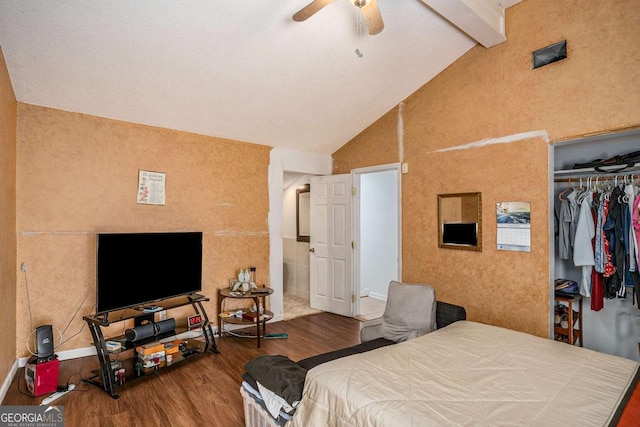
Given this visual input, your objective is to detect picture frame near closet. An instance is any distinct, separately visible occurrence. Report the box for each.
[296,184,311,242]
[438,192,482,251]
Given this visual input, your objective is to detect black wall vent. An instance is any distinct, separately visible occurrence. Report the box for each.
[532,40,567,69]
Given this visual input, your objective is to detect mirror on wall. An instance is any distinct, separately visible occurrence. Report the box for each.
[438,192,482,251]
[296,184,310,242]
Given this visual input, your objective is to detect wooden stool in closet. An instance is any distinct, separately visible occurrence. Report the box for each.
[554,294,583,346]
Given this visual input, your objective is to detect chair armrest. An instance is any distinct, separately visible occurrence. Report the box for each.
[435,301,466,329]
[360,317,384,342]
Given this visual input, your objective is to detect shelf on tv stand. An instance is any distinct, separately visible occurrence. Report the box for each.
[84,294,211,326]
[82,293,219,399]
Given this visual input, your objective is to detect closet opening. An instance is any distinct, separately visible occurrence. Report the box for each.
[552,128,640,362]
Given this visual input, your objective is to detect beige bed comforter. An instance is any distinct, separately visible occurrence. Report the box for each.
[288,321,639,427]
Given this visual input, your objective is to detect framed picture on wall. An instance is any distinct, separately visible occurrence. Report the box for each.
[137,170,166,205]
[496,201,531,252]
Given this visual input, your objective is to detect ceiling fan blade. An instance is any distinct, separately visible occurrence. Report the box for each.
[293,0,336,22]
[361,0,384,35]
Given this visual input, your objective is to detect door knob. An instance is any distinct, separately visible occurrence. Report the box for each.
[309,248,315,253]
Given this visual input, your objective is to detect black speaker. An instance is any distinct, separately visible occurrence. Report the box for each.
[125,323,156,342]
[155,318,176,335]
[35,325,54,359]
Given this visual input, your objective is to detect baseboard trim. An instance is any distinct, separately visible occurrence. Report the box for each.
[0,359,19,404]
[16,346,98,368]
[368,292,387,302]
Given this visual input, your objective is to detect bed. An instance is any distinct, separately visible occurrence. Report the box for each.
[243,320,640,426]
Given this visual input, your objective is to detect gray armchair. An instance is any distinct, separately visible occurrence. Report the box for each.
[360,281,437,343]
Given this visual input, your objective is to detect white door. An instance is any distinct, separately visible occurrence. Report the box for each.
[309,174,353,316]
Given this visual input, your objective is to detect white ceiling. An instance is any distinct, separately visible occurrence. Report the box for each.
[0,0,519,155]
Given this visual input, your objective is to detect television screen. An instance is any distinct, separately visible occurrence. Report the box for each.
[96,232,203,313]
[442,223,477,246]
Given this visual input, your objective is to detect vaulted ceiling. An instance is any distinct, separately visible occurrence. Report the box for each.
[0,0,520,154]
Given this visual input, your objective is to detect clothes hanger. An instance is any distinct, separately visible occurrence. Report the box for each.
[558,178,574,201]
[623,176,637,201]
[577,177,592,203]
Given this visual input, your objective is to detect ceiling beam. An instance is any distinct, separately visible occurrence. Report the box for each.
[422,0,506,48]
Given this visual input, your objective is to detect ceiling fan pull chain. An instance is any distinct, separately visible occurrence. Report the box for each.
[355,4,364,57]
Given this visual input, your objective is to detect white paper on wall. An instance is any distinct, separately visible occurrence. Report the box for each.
[137,170,166,205]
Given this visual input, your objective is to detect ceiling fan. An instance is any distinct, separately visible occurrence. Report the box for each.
[293,0,384,35]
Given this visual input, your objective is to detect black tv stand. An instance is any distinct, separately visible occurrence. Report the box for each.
[83,293,218,399]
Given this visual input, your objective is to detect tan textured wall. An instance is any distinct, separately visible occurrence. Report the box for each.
[333,0,640,337]
[0,48,17,380]
[16,104,270,355]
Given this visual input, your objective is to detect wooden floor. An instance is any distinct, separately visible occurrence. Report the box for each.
[2,312,361,427]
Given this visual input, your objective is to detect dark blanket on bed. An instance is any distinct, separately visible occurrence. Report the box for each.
[244,355,308,406]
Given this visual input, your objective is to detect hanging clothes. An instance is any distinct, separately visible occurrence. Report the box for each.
[626,184,637,273]
[602,197,616,279]
[591,266,604,311]
[574,191,595,297]
[594,194,606,273]
[591,196,604,311]
[568,190,579,255]
[632,194,640,308]
[558,189,575,259]
[604,186,625,297]
[618,184,636,298]
[556,173,640,311]
[633,194,640,265]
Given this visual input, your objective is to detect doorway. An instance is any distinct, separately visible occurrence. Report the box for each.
[268,148,333,324]
[353,164,401,319]
[268,149,400,322]
[282,171,321,320]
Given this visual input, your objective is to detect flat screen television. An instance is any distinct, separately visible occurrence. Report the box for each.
[96,232,203,314]
[442,222,477,246]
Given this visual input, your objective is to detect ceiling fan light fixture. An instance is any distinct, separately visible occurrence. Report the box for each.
[293,0,383,35]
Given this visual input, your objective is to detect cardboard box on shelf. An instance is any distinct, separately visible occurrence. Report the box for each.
[164,342,180,355]
[136,342,164,356]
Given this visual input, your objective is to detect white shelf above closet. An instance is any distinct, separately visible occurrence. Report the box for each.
[554,163,640,178]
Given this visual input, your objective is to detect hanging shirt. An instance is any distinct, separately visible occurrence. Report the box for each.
[568,190,579,251]
[632,194,640,308]
[574,192,595,297]
[558,193,574,259]
[625,184,637,272]
[594,194,606,273]
[603,198,616,277]
[633,194,640,267]
[607,186,625,295]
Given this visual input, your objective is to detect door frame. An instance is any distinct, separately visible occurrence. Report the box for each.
[352,163,402,316]
[268,148,332,323]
